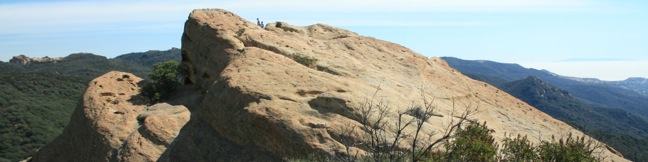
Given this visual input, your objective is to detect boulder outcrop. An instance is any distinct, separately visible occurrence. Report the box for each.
[168,9,626,161]
[31,71,189,162]
[9,55,62,64]
[31,9,627,162]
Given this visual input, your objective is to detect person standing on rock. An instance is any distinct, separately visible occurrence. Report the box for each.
[257,18,265,28]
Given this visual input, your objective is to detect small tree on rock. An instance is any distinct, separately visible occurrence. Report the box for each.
[142,60,181,102]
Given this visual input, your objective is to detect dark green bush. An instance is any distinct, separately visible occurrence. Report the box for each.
[500,135,538,161]
[443,122,498,162]
[537,134,601,162]
[142,60,182,102]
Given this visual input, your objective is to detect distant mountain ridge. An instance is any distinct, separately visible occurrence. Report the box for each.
[613,77,648,96]
[114,48,181,67]
[443,57,648,161]
[442,57,648,116]
[503,76,648,137]
[564,76,648,97]
[0,48,180,161]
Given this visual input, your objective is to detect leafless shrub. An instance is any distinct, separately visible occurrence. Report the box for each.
[346,89,477,162]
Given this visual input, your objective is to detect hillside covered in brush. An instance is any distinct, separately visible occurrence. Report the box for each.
[0,49,179,161]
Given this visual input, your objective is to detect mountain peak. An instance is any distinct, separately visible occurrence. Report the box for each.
[113,48,181,67]
[521,76,544,84]
[64,53,107,60]
[504,76,574,100]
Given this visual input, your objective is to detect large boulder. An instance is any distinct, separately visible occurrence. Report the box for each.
[31,71,190,162]
[30,9,627,162]
[165,9,625,161]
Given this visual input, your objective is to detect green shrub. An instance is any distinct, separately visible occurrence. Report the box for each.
[501,135,538,161]
[444,122,498,162]
[537,134,601,162]
[142,61,182,102]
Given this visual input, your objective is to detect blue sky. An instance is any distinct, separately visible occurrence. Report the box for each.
[1,0,647,80]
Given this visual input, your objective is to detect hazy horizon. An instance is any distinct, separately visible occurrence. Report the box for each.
[1,0,647,80]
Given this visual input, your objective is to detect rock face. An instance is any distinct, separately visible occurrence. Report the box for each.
[31,9,627,162]
[31,71,190,162]
[9,55,62,64]
[167,9,626,161]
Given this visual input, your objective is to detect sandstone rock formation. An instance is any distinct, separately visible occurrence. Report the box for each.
[32,9,627,162]
[31,71,190,162]
[9,55,62,64]
[166,9,626,161]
